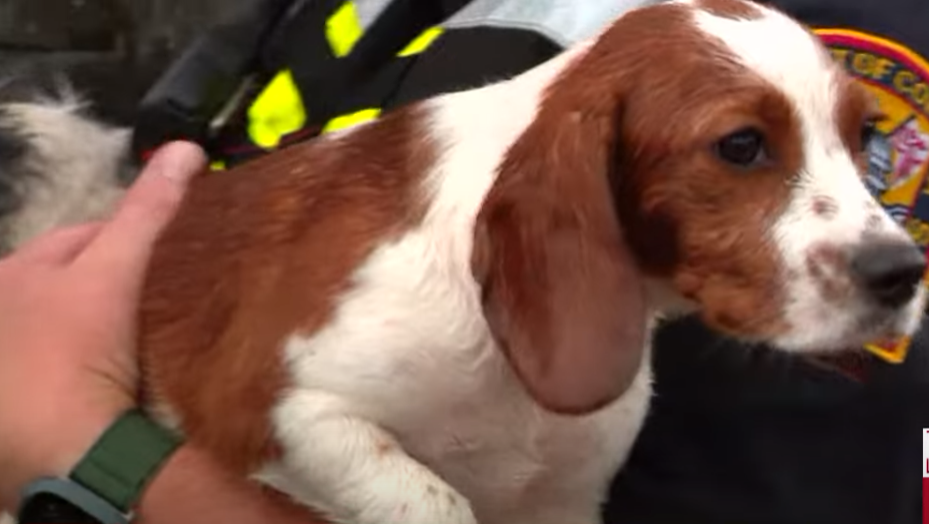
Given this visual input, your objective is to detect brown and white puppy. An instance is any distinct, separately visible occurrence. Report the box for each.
[0,1,925,524]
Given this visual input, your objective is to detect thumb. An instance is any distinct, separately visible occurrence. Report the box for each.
[76,141,206,281]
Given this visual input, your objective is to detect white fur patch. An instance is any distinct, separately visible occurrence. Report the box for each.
[0,99,129,250]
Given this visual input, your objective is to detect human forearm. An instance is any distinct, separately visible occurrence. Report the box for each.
[138,445,328,524]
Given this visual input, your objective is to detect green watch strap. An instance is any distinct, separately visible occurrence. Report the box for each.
[69,409,182,514]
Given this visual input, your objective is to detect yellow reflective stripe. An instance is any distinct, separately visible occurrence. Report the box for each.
[326,1,364,57]
[247,70,307,149]
[247,9,441,148]
[321,108,382,134]
[397,26,444,57]
[210,160,227,171]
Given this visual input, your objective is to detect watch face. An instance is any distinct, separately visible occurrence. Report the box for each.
[17,492,100,524]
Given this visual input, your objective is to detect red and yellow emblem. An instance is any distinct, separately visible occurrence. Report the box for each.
[816,28,929,363]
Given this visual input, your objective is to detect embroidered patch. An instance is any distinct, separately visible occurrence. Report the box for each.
[817,28,929,364]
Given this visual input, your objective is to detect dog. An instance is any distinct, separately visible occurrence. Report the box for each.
[0,0,925,523]
[0,76,133,257]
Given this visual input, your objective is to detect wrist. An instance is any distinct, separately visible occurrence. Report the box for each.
[4,407,120,510]
[14,408,182,524]
[48,409,125,481]
[136,444,332,524]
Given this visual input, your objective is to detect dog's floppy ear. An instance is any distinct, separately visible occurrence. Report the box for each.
[472,108,647,415]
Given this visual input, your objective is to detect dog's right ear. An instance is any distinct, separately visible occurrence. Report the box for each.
[471,107,648,415]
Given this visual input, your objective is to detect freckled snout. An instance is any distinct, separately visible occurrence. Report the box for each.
[850,241,926,308]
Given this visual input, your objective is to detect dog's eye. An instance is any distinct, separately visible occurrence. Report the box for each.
[715,128,767,166]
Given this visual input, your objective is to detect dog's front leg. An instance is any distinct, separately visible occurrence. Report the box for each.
[270,390,478,524]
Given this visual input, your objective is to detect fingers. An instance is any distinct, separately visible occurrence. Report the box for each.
[76,141,206,283]
[10,222,105,266]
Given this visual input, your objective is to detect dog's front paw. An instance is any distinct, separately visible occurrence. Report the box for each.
[378,480,477,524]
[272,391,478,524]
[315,465,476,524]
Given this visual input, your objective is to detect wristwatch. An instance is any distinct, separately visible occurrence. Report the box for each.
[16,409,182,524]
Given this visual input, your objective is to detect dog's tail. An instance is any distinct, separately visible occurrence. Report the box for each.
[0,72,135,255]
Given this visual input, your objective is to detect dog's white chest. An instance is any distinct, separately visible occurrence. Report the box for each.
[268,266,651,524]
[261,231,654,524]
[399,351,654,523]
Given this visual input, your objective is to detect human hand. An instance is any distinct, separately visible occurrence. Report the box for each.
[0,141,206,509]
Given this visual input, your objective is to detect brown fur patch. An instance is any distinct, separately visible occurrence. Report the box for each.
[140,106,435,475]
[472,1,812,414]
[573,4,798,335]
[696,0,763,19]
[601,6,805,338]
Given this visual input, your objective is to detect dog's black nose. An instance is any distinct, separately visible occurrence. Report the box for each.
[851,241,926,308]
